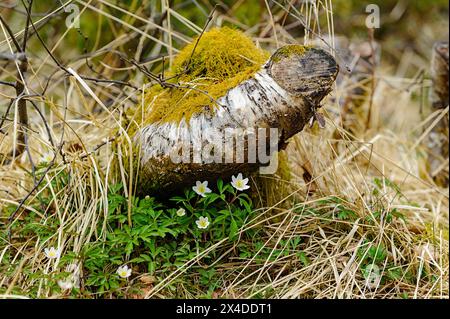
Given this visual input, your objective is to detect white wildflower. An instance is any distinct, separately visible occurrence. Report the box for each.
[176,208,186,217]
[117,265,132,279]
[58,279,74,290]
[192,181,212,197]
[231,173,250,191]
[44,247,60,259]
[196,216,210,229]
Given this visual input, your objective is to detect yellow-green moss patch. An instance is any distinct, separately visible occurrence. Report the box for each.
[143,27,270,125]
[270,44,310,63]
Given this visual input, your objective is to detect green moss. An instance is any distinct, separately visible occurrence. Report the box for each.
[251,150,293,209]
[276,150,291,181]
[143,27,270,125]
[270,44,310,63]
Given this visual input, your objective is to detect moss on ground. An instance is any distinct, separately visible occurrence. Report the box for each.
[252,150,293,209]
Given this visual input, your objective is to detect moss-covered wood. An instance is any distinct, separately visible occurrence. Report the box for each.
[131,28,338,196]
[143,27,270,125]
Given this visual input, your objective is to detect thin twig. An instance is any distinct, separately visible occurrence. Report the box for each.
[0,80,15,87]
[365,28,376,130]
[0,2,31,160]
[0,99,15,132]
[0,15,23,52]
[183,4,217,73]
[21,3,139,91]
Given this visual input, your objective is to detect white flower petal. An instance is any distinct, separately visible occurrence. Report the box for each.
[230,173,250,191]
[117,265,132,278]
[196,216,210,229]
[44,247,60,259]
[58,279,73,290]
[176,208,186,216]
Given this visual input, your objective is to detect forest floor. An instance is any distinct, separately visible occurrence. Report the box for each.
[0,1,448,299]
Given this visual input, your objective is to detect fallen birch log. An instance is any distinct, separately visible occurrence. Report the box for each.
[131,28,338,195]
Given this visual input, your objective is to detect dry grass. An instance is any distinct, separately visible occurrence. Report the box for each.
[0,0,448,299]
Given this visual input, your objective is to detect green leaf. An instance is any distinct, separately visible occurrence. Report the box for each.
[387,268,403,280]
[125,241,134,255]
[229,218,238,240]
[297,251,311,267]
[202,193,220,206]
[217,179,224,193]
[215,214,228,223]
[238,198,252,213]
[109,279,119,289]
[148,261,156,274]
[390,208,406,221]
[368,245,387,263]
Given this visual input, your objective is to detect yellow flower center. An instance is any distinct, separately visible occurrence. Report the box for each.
[198,185,205,193]
[236,180,243,188]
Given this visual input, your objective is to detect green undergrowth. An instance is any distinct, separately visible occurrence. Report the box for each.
[80,181,254,296]
[0,165,260,297]
[0,161,443,298]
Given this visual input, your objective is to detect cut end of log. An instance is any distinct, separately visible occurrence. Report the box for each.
[267,45,339,105]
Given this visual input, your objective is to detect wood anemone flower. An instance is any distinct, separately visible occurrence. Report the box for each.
[117,265,132,279]
[231,173,250,191]
[196,216,210,229]
[44,247,60,259]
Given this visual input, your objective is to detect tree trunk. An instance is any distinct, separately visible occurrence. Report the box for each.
[427,41,449,186]
[134,45,339,196]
